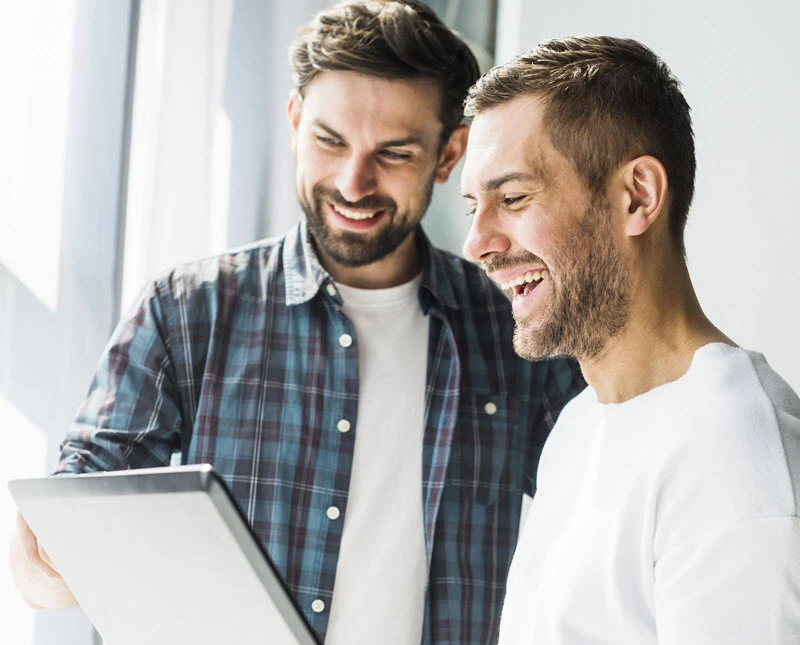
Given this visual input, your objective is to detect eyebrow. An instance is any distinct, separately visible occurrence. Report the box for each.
[312,120,425,148]
[461,170,544,200]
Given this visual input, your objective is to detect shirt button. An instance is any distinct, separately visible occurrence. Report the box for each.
[311,599,325,613]
[326,506,340,520]
[337,419,351,433]
[339,333,353,348]
[326,283,337,297]
[484,401,498,415]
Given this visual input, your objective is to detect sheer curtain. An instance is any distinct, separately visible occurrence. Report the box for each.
[0,2,133,644]
[120,0,332,314]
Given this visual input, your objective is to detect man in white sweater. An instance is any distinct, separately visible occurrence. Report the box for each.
[460,36,800,644]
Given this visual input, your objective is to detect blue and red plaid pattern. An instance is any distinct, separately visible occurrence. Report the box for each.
[56,221,584,644]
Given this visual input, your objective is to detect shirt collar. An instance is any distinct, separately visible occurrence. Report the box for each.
[282,219,329,306]
[282,218,460,311]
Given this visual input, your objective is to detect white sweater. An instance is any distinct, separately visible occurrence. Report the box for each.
[500,343,800,644]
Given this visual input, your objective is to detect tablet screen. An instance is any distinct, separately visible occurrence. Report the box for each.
[9,465,320,645]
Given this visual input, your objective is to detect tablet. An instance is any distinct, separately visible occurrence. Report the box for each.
[8,464,320,645]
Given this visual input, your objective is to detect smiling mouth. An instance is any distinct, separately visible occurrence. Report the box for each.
[500,270,547,298]
[330,202,384,221]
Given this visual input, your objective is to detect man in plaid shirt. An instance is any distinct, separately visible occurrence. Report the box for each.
[11,1,584,643]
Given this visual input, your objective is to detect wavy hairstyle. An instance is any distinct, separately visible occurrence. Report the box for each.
[289,0,480,143]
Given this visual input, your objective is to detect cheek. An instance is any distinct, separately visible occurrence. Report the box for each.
[380,168,425,203]
[297,148,337,186]
[513,219,556,259]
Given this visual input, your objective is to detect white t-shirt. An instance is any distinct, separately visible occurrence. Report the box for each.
[324,275,429,645]
[500,343,800,644]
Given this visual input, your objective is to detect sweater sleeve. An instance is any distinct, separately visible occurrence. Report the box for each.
[654,515,800,644]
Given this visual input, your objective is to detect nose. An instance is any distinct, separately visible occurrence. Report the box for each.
[335,153,378,204]
[462,206,511,263]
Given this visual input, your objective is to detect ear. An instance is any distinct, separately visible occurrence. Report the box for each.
[619,155,668,237]
[434,125,469,184]
[287,89,303,153]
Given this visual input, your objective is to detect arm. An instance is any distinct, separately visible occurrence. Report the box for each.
[655,516,800,643]
[57,279,185,473]
[9,512,77,609]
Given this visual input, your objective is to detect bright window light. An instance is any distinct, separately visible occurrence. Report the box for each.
[0,0,79,312]
[0,395,47,645]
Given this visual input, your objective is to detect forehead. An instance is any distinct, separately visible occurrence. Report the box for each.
[300,70,444,142]
[462,95,554,191]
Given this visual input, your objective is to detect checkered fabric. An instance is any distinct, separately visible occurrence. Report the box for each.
[57,221,584,644]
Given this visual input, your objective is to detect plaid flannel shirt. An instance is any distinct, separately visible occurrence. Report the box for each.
[57,221,584,644]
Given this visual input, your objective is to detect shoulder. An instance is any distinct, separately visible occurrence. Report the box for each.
[676,344,800,453]
[646,344,800,546]
[146,235,286,311]
[118,236,287,342]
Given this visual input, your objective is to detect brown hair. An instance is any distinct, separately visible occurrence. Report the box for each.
[465,36,696,253]
[289,0,480,142]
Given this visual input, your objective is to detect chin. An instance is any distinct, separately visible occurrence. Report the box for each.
[513,315,582,361]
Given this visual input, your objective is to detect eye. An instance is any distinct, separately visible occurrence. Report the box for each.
[379,149,412,161]
[500,194,530,211]
[316,135,342,148]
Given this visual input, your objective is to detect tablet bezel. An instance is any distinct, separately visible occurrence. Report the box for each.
[9,464,321,645]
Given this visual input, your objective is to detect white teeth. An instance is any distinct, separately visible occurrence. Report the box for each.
[499,270,546,292]
[333,204,378,220]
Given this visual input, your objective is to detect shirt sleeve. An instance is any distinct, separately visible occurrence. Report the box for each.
[55,280,184,473]
[654,515,800,644]
[525,358,586,496]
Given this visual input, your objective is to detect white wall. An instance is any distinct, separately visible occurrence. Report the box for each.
[495,0,800,392]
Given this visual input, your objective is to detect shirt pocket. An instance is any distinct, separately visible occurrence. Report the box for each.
[446,391,522,506]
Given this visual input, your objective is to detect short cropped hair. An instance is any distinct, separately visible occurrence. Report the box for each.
[289,0,480,142]
[465,36,696,253]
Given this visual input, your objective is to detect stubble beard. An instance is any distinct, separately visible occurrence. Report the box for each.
[299,178,435,269]
[513,197,631,362]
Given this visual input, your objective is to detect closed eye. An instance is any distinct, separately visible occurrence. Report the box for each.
[316,135,342,148]
[379,149,412,161]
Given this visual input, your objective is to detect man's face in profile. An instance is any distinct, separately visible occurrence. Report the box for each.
[288,70,448,271]
[462,95,630,361]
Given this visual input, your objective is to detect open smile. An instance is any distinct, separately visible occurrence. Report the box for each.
[499,269,548,299]
[326,202,391,231]
[330,203,383,220]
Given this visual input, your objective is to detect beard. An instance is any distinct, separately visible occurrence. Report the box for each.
[497,196,631,362]
[298,178,435,269]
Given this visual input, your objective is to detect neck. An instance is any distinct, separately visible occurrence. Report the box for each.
[318,231,422,289]
[580,259,735,404]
